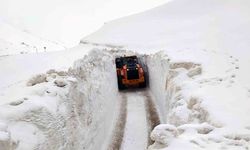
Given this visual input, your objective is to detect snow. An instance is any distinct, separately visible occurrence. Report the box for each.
[0,44,95,91]
[121,92,148,150]
[0,21,65,56]
[82,0,250,53]
[8,122,45,150]
[68,49,120,150]
[148,124,178,149]
[0,49,122,150]
[0,0,250,149]
[81,0,250,149]
[146,52,170,123]
[0,0,170,47]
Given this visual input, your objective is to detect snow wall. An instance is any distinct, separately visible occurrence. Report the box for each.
[70,49,207,149]
[0,49,121,150]
[146,52,170,123]
[67,49,120,150]
[146,51,205,126]
[69,49,176,149]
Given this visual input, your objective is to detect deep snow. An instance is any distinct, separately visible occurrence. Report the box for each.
[83,0,250,149]
[0,0,250,149]
[0,21,65,56]
[0,0,169,47]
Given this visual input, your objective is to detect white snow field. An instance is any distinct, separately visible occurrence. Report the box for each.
[0,21,65,56]
[0,0,169,48]
[0,0,250,150]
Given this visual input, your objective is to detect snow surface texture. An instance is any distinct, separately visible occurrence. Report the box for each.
[0,21,65,56]
[120,92,148,150]
[0,0,169,48]
[0,44,98,90]
[82,0,250,54]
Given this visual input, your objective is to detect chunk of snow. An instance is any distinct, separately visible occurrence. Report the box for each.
[54,79,67,87]
[27,74,47,86]
[149,124,178,149]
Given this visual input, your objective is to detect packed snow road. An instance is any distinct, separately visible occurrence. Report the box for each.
[121,91,148,150]
[108,90,160,150]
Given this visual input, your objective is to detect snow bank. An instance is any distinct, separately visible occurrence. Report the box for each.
[145,51,250,149]
[146,52,170,122]
[0,48,125,150]
[148,124,178,149]
[146,51,204,124]
[66,49,120,149]
[0,70,73,150]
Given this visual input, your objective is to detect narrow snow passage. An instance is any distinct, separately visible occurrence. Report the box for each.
[120,91,148,150]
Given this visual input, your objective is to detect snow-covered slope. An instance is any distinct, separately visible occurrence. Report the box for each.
[82,0,250,53]
[0,0,169,47]
[0,21,65,56]
[82,0,250,89]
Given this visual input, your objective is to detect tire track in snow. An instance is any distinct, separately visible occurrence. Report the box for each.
[108,90,160,150]
[143,91,161,146]
[108,94,127,150]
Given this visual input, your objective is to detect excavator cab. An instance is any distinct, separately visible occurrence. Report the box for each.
[115,55,146,90]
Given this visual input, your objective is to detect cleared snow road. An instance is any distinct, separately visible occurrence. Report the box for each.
[108,90,160,150]
[120,91,148,150]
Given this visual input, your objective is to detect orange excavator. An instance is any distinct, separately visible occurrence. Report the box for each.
[115,55,147,90]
